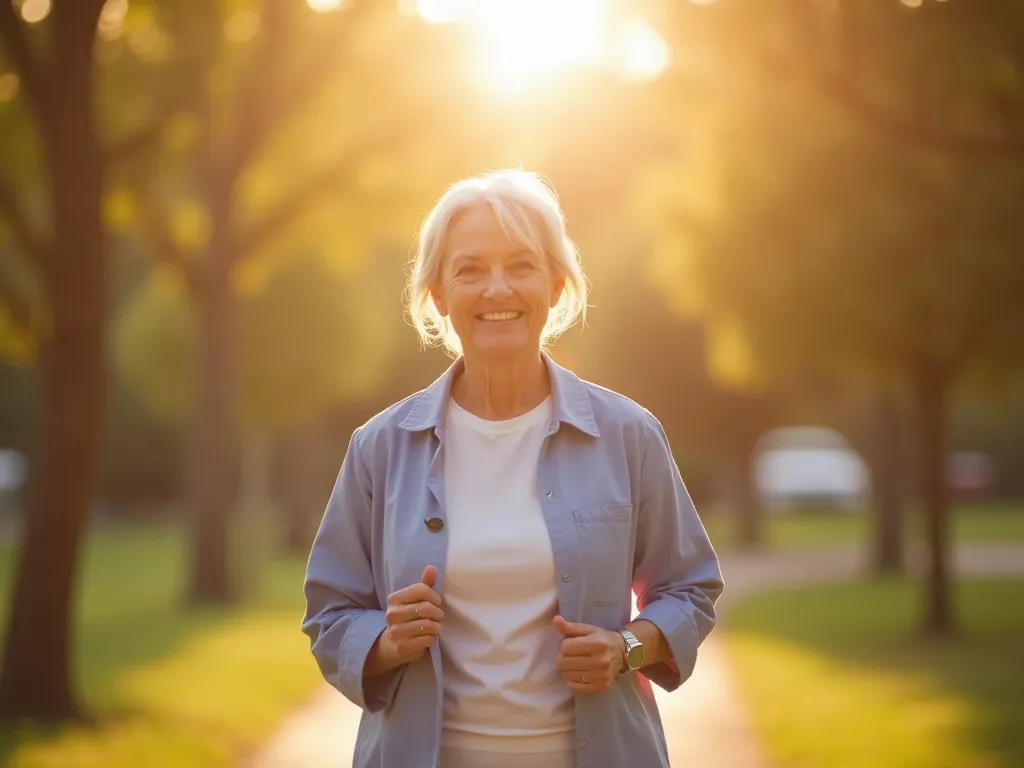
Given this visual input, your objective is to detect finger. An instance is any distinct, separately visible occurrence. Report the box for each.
[565,666,613,685]
[553,615,593,639]
[403,601,444,623]
[390,631,435,657]
[406,634,436,651]
[558,662,613,688]
[420,564,438,589]
[386,601,443,627]
[556,654,593,672]
[387,619,442,641]
[389,582,442,607]
[559,636,606,656]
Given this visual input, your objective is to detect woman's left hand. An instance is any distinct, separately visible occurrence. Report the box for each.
[552,615,624,694]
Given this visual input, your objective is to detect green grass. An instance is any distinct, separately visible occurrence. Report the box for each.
[725,578,1024,768]
[703,500,1024,552]
[0,523,322,768]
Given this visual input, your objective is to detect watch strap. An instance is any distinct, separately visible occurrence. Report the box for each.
[618,628,642,673]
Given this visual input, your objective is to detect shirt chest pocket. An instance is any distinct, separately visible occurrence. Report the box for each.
[573,504,634,608]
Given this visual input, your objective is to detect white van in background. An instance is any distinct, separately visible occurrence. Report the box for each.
[755,426,870,512]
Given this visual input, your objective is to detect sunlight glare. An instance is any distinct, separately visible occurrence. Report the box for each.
[615,20,670,81]
[414,1,671,93]
[19,0,51,24]
[417,0,462,24]
[306,0,345,12]
[225,9,261,43]
[467,0,611,92]
[97,0,129,41]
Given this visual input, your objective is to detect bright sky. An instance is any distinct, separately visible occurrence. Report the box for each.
[307,0,670,92]
[415,0,670,92]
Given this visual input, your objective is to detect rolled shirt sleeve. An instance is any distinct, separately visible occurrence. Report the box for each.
[633,412,724,692]
[301,428,405,712]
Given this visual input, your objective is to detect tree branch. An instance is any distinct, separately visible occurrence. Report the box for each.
[0,0,49,117]
[234,126,409,261]
[106,80,201,165]
[224,0,297,176]
[818,66,1024,158]
[0,178,49,271]
[227,0,375,178]
[702,0,1024,158]
[822,0,1024,157]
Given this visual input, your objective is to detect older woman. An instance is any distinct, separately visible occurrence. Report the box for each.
[302,170,723,768]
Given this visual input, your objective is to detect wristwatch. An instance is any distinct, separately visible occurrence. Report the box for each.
[617,628,644,674]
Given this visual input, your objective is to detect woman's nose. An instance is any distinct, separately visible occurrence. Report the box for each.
[483,267,512,297]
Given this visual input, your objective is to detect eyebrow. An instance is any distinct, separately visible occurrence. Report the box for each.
[448,253,480,269]
[449,248,536,267]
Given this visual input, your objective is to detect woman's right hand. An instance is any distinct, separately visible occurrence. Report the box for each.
[376,565,444,669]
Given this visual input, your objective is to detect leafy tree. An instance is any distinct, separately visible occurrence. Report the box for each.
[115,250,400,447]
[0,0,458,720]
[0,0,123,720]
[110,0,475,603]
[650,0,1024,635]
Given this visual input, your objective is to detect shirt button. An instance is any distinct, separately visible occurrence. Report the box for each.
[562,572,572,582]
[578,738,587,748]
[544,490,553,498]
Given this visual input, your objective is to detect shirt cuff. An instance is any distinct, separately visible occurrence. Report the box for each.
[635,598,699,692]
[338,610,406,712]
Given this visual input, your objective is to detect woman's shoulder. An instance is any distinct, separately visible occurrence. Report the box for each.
[575,376,661,434]
[352,391,427,448]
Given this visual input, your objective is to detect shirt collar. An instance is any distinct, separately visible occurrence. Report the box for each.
[398,352,600,438]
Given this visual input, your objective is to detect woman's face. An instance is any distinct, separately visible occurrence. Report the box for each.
[431,203,564,362]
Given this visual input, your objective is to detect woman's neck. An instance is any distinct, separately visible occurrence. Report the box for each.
[451,352,551,420]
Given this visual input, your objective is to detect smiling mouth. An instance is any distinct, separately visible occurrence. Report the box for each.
[476,311,523,322]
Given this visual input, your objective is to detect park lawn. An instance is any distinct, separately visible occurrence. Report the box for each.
[725,578,1024,768]
[704,500,1024,552]
[0,523,324,768]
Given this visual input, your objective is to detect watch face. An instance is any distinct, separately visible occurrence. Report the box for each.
[627,643,644,669]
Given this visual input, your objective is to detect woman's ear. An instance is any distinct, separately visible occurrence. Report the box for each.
[549,274,566,308]
[429,285,448,317]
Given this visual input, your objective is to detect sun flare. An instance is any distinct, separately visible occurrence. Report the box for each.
[417,0,669,92]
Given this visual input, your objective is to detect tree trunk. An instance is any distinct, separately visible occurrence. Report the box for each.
[0,45,105,720]
[236,430,274,599]
[282,425,321,555]
[734,446,763,550]
[913,360,954,636]
[186,262,238,604]
[871,390,905,575]
[239,431,273,514]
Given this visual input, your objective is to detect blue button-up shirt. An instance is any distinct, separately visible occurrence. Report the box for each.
[302,354,724,767]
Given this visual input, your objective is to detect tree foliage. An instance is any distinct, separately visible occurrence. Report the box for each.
[648,0,1024,633]
[115,249,402,435]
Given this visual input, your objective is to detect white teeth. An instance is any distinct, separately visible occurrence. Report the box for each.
[480,312,520,321]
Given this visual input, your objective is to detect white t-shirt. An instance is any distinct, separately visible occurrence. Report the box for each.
[439,396,574,760]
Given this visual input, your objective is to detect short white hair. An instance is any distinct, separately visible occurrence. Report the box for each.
[407,169,589,357]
